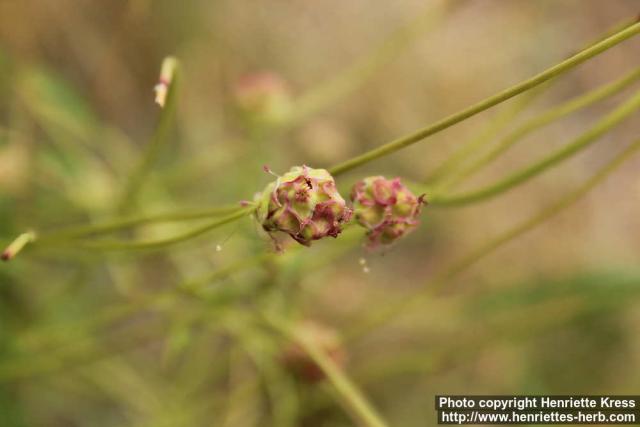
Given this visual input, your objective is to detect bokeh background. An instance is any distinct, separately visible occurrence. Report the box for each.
[1,1,640,426]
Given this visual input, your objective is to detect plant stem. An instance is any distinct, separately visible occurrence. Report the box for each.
[328,22,640,176]
[180,252,272,295]
[66,207,255,251]
[441,66,640,191]
[292,0,456,123]
[346,137,640,341]
[425,87,544,186]
[118,56,180,212]
[39,204,245,241]
[0,322,164,382]
[430,88,640,206]
[423,17,635,189]
[264,314,389,427]
[438,137,640,280]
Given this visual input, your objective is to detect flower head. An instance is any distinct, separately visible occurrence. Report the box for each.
[233,72,293,127]
[350,176,425,248]
[255,166,352,246]
[281,321,346,383]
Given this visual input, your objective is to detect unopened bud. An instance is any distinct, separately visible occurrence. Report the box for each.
[1,231,36,261]
[154,57,178,108]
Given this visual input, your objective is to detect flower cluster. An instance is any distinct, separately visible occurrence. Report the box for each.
[255,166,352,246]
[351,176,425,248]
[255,166,425,248]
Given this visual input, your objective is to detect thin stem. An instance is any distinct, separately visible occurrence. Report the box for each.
[425,87,545,186]
[346,137,640,341]
[65,207,255,251]
[328,22,640,176]
[292,1,457,123]
[264,314,389,427]
[0,323,164,382]
[430,88,640,206]
[439,138,640,281]
[423,18,638,190]
[442,66,640,191]
[423,16,633,189]
[39,204,245,242]
[180,252,272,295]
[118,56,180,212]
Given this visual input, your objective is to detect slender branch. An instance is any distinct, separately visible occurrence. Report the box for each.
[39,204,245,242]
[438,138,640,281]
[292,0,457,123]
[180,253,272,296]
[328,22,640,176]
[423,15,632,189]
[441,66,640,191]
[425,87,544,186]
[346,137,640,341]
[430,88,640,206]
[68,207,255,251]
[118,56,180,212]
[264,314,389,427]
[0,323,164,382]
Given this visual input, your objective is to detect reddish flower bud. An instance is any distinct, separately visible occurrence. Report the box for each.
[350,176,425,248]
[233,72,293,127]
[256,166,352,246]
[281,321,347,383]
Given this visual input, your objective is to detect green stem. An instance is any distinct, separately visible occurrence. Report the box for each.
[425,87,545,186]
[264,314,389,427]
[328,22,640,176]
[65,207,254,251]
[292,1,456,123]
[442,66,640,191]
[0,323,163,382]
[39,204,245,242]
[228,326,299,427]
[423,18,636,189]
[118,56,180,212]
[180,252,272,295]
[430,88,640,206]
[439,137,640,280]
[346,137,640,341]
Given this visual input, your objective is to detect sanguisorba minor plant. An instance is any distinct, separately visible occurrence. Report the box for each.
[2,16,640,427]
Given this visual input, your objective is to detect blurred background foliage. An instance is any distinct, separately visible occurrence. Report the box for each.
[1,0,640,426]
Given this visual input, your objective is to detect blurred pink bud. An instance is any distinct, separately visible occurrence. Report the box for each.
[233,72,293,127]
[281,321,347,383]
